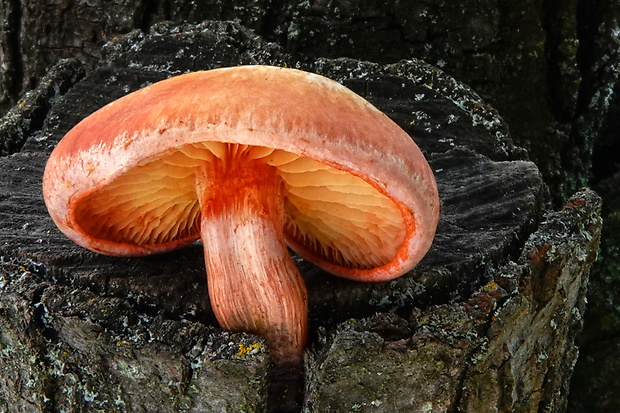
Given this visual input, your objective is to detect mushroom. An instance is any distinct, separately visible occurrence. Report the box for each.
[42,65,439,364]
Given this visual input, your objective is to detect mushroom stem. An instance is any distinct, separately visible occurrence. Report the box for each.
[197,154,308,364]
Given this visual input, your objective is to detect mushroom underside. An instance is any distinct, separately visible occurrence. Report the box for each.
[73,142,406,270]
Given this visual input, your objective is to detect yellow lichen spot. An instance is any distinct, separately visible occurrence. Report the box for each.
[236,342,263,357]
[117,340,132,346]
[483,280,499,292]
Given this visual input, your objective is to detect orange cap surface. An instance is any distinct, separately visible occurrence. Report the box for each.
[43,65,439,282]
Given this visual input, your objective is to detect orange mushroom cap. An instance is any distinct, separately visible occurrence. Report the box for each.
[43,65,439,282]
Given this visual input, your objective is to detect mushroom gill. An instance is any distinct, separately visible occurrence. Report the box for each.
[74,142,406,269]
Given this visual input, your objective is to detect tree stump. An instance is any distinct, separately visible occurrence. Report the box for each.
[0,22,601,412]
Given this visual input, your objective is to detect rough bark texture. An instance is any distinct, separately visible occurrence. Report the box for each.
[0,17,607,413]
[569,171,620,412]
[0,59,86,156]
[307,187,600,411]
